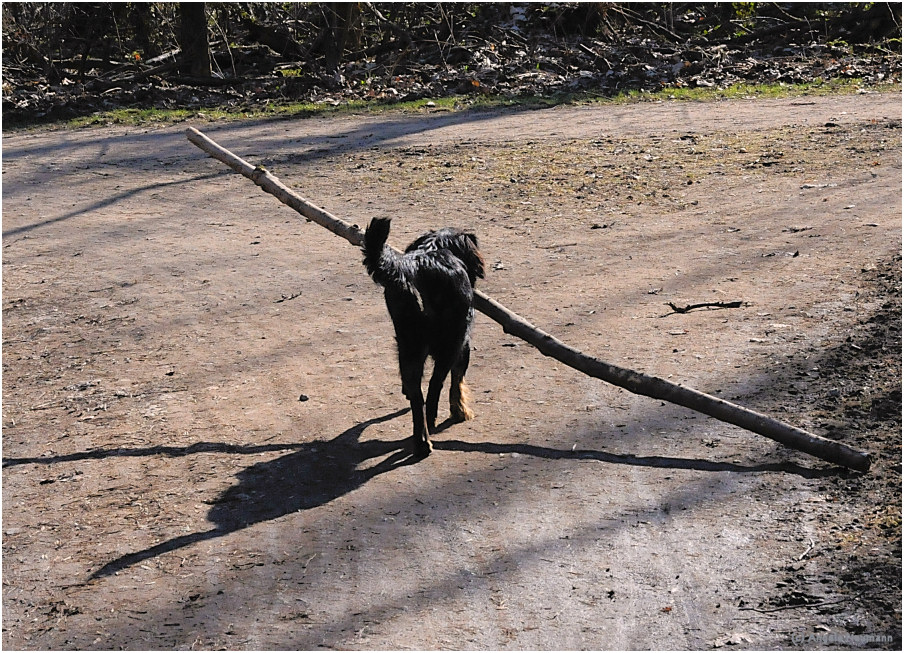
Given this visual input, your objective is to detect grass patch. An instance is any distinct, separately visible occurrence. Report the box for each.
[57,93,556,130]
[618,76,886,102]
[24,76,901,132]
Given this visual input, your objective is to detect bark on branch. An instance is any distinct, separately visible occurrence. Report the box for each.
[185,126,871,472]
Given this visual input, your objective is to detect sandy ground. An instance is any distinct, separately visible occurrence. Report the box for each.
[2,92,901,650]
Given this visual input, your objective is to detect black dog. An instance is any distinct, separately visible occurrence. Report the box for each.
[363,217,485,457]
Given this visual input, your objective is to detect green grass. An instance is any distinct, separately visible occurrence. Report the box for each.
[57,93,548,130]
[24,76,901,131]
[618,76,883,102]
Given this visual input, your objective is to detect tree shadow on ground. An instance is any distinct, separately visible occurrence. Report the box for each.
[82,410,842,580]
[1,169,229,239]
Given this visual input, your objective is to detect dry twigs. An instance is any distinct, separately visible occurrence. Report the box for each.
[666,300,746,314]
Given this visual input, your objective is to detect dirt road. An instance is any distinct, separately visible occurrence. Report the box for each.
[3,93,901,650]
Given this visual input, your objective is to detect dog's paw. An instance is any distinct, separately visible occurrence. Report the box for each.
[413,438,433,458]
[450,382,475,422]
[450,404,474,422]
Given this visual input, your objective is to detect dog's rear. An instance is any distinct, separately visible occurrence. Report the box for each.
[363,217,484,456]
[363,217,409,292]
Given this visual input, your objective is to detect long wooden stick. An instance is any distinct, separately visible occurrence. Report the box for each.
[185,126,871,472]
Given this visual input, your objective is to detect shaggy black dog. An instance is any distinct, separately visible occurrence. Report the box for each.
[363,217,485,457]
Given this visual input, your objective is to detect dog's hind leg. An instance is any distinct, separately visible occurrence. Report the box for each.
[399,350,432,457]
[449,344,475,422]
[425,359,454,433]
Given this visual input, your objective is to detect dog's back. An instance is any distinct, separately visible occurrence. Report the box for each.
[404,227,486,287]
[363,218,484,325]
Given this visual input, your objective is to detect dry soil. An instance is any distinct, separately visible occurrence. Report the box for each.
[2,93,901,650]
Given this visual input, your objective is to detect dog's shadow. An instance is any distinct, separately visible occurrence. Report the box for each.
[90,409,417,579]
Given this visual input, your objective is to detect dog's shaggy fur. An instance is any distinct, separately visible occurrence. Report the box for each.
[363,217,485,456]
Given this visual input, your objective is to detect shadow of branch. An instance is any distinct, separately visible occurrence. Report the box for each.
[3,441,304,467]
[433,438,841,478]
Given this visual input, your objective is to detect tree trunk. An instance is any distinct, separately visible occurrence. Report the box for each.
[178,2,210,77]
[131,3,161,59]
[184,126,872,472]
[324,2,357,76]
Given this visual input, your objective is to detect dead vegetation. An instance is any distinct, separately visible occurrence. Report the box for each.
[2,2,901,125]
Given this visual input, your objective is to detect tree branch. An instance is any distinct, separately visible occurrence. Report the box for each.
[184,126,871,472]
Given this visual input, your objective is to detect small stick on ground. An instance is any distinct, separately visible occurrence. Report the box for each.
[275,291,303,304]
[667,300,745,314]
[798,537,816,561]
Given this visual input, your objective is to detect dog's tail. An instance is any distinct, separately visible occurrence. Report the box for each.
[363,217,409,291]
